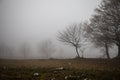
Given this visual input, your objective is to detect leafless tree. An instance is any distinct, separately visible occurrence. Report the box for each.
[85,15,113,59]
[85,0,120,59]
[102,0,120,58]
[97,0,120,58]
[57,23,86,58]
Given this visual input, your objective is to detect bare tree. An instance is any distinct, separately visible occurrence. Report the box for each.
[38,40,56,59]
[86,0,120,58]
[85,15,113,59]
[100,0,120,58]
[57,23,86,58]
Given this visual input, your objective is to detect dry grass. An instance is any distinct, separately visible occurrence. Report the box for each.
[0,58,120,69]
[0,58,120,80]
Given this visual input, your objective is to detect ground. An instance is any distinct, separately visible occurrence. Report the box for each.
[0,58,120,80]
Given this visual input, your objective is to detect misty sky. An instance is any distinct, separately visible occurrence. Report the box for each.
[1,0,117,59]
[0,0,101,43]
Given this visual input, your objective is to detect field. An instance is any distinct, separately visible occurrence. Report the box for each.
[0,58,120,80]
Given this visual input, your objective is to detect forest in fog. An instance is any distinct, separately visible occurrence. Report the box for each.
[0,0,119,59]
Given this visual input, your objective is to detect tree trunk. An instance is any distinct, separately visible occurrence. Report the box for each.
[79,49,84,58]
[105,43,110,59]
[117,44,120,58]
[75,47,80,58]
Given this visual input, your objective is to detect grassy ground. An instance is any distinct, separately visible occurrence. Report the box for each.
[0,58,120,80]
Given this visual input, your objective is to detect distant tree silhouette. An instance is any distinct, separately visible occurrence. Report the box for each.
[38,40,56,59]
[20,43,30,59]
[0,43,14,58]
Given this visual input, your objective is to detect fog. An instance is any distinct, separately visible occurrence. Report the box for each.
[0,0,117,59]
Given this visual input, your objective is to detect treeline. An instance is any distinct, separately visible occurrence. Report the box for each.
[58,0,120,59]
[0,0,119,59]
[0,40,57,59]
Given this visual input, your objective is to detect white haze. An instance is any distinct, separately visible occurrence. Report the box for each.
[0,0,117,59]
